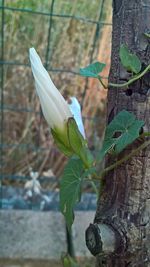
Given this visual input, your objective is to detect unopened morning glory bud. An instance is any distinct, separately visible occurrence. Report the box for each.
[29,47,72,130]
[29,48,93,168]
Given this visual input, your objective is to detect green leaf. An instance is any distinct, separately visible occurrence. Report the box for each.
[79,61,106,78]
[98,110,144,160]
[60,158,85,230]
[119,44,141,74]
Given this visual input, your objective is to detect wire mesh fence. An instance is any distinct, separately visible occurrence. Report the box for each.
[0,0,112,210]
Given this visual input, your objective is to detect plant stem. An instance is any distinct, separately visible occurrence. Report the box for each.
[90,180,99,198]
[109,64,150,88]
[142,132,150,137]
[93,139,150,180]
[98,64,150,89]
[98,76,107,89]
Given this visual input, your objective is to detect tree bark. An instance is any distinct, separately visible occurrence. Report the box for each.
[94,1,150,266]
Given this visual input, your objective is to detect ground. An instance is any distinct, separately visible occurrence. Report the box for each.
[0,258,95,267]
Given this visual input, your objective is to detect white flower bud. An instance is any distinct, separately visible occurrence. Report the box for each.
[29,48,93,167]
[29,48,72,130]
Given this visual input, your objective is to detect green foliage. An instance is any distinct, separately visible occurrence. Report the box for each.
[98,110,144,160]
[60,157,85,230]
[79,62,106,78]
[59,110,145,230]
[60,156,96,230]
[119,44,141,74]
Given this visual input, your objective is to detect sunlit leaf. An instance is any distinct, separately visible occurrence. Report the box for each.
[80,62,106,78]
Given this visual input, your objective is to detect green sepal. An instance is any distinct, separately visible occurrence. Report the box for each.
[51,118,94,168]
[51,127,73,157]
[67,118,94,168]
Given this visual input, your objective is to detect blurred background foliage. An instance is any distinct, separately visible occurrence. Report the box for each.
[0,0,112,189]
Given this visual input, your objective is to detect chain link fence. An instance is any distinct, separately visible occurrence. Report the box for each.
[0,0,112,210]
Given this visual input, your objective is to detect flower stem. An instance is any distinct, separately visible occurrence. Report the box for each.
[90,180,99,198]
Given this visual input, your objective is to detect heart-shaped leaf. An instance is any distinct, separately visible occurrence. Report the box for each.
[98,110,144,160]
[119,45,141,74]
[80,62,106,78]
[60,158,84,230]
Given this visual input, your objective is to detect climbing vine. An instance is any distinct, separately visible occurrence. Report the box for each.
[60,44,150,230]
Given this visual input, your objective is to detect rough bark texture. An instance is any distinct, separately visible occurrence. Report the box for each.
[95,1,150,266]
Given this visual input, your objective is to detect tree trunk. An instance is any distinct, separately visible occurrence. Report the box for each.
[88,1,150,266]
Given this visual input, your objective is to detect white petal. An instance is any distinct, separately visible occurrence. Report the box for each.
[69,97,86,138]
[35,78,65,129]
[29,48,72,122]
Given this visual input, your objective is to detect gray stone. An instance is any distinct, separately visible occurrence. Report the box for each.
[0,210,94,261]
[0,210,67,260]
